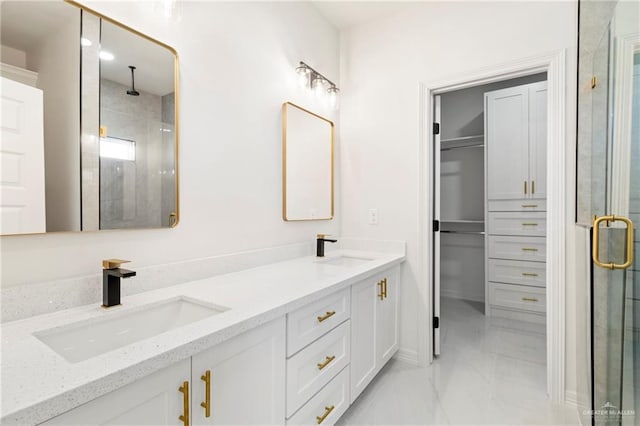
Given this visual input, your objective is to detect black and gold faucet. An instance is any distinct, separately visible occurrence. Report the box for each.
[316,234,337,257]
[102,259,136,308]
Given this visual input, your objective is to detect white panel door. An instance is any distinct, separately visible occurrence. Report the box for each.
[486,85,529,201]
[0,77,45,234]
[191,317,286,426]
[350,278,377,403]
[41,359,190,425]
[528,81,548,200]
[376,266,399,365]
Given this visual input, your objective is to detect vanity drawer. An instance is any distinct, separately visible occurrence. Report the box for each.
[488,282,546,313]
[488,259,546,288]
[488,199,546,212]
[287,288,350,356]
[287,366,350,426]
[488,212,546,236]
[286,320,350,417]
[488,235,546,262]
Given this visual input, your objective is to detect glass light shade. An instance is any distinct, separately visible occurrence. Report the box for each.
[312,77,326,98]
[327,86,339,109]
[296,66,310,88]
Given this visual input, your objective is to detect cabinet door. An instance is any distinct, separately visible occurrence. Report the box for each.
[41,359,190,425]
[528,81,547,200]
[376,266,399,365]
[350,278,377,403]
[486,85,530,201]
[191,317,286,426]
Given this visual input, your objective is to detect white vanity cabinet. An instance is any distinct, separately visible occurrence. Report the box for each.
[41,318,286,426]
[40,359,190,425]
[350,265,399,403]
[191,317,286,425]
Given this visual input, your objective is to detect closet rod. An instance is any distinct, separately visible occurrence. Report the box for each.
[441,143,485,151]
[440,230,485,235]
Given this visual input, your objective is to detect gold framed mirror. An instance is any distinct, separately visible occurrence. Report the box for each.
[282,102,334,221]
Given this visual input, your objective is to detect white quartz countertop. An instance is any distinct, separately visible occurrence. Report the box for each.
[1,249,404,424]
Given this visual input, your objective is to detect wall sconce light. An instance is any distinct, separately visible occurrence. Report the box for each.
[296,61,339,109]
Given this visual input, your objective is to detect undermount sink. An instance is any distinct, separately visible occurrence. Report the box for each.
[34,297,229,363]
[318,255,374,267]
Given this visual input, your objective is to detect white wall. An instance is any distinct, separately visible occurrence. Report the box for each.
[0,1,340,285]
[339,0,578,397]
[0,45,27,68]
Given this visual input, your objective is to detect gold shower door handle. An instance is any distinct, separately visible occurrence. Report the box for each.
[592,215,635,270]
[169,212,178,227]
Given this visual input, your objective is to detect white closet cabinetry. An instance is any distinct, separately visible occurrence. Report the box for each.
[350,266,399,403]
[485,81,547,323]
[486,81,547,209]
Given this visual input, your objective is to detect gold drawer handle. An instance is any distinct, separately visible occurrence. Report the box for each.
[200,370,211,418]
[522,297,539,302]
[521,247,538,252]
[317,311,336,323]
[522,204,538,208]
[524,180,527,194]
[179,381,190,426]
[532,180,535,195]
[316,405,335,424]
[317,355,336,370]
[378,280,384,300]
[522,272,539,277]
[522,223,539,226]
[382,278,387,299]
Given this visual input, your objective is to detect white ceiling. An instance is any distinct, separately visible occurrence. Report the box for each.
[311,1,416,30]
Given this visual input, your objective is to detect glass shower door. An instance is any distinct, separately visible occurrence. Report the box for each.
[589,10,639,425]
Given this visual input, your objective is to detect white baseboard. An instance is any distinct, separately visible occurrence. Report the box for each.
[394,347,419,365]
[564,390,577,407]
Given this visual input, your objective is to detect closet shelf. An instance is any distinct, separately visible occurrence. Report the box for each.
[441,219,484,224]
[440,134,484,143]
[440,230,485,235]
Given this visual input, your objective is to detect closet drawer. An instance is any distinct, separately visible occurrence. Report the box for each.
[488,282,546,313]
[287,288,350,356]
[287,366,350,426]
[488,199,546,212]
[488,235,546,262]
[488,259,546,288]
[488,212,546,236]
[287,320,350,417]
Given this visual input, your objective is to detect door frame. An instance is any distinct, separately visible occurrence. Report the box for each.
[417,49,567,402]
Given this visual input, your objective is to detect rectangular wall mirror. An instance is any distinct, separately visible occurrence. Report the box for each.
[0,1,178,235]
[282,102,333,221]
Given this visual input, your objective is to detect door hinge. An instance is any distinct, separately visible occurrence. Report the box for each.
[433,123,440,135]
[434,317,440,328]
[433,220,440,232]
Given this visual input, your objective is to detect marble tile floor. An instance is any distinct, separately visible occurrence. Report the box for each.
[337,297,579,425]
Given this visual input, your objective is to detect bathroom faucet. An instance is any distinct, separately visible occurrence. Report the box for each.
[102,259,136,308]
[316,234,337,257]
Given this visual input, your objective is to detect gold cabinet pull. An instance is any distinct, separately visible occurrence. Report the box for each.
[378,280,384,300]
[316,405,335,424]
[521,247,538,252]
[179,381,190,426]
[524,180,527,194]
[522,272,539,277]
[592,215,635,269]
[200,370,211,418]
[169,212,178,227]
[382,278,388,299]
[317,355,336,370]
[522,297,539,302]
[531,180,535,194]
[317,311,336,323]
[522,223,539,226]
[522,204,539,208]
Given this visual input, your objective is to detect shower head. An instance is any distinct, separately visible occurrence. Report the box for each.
[126,65,140,96]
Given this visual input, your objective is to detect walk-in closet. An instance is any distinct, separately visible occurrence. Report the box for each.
[433,72,548,356]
